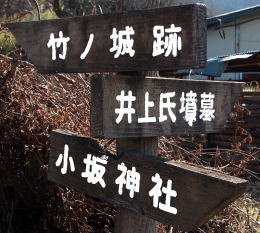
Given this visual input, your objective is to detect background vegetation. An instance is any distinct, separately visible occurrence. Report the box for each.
[0,1,259,233]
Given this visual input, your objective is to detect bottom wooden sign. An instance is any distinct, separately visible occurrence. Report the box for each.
[48,130,248,231]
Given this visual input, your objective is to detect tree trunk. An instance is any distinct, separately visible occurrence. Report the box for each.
[114,0,160,232]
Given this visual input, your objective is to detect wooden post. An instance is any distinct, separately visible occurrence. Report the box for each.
[115,138,158,233]
[115,0,160,232]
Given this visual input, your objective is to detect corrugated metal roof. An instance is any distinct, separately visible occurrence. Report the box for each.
[217,51,260,59]
[176,58,228,77]
[207,5,260,26]
[175,51,260,77]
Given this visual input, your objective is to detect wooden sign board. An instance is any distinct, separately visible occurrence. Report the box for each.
[48,130,247,231]
[5,4,206,73]
[90,75,242,138]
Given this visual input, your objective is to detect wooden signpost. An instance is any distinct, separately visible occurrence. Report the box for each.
[6,2,248,233]
[49,129,247,231]
[5,4,206,73]
[91,75,242,138]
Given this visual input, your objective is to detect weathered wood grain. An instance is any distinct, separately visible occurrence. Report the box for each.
[115,137,159,233]
[48,129,248,231]
[90,75,243,138]
[114,0,160,231]
[5,4,206,73]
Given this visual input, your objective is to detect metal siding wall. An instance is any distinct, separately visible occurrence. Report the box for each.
[240,18,260,52]
[207,26,236,58]
[207,16,260,81]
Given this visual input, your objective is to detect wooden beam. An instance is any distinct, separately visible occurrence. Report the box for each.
[90,75,242,138]
[5,4,206,73]
[226,121,260,128]
[48,130,248,231]
[208,134,260,144]
[242,92,260,97]
[240,97,260,104]
[241,104,260,110]
[208,140,258,149]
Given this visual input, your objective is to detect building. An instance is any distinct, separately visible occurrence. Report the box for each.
[176,5,260,81]
[207,5,260,80]
[207,5,260,57]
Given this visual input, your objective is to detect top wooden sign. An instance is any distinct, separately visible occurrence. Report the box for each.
[6,4,206,73]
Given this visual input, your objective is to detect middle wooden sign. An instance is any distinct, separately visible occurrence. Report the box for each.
[6,4,206,73]
[90,75,242,138]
